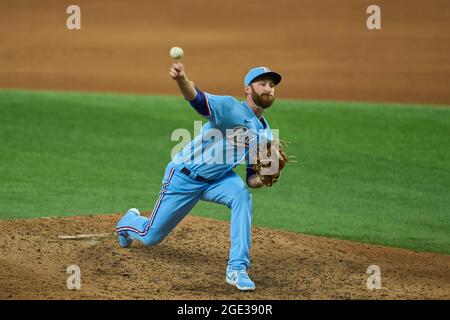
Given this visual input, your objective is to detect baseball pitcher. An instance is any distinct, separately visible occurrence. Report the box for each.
[116,63,287,291]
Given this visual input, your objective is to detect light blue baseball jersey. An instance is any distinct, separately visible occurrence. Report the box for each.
[171,92,273,180]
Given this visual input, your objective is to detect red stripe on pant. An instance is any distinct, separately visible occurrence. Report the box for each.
[117,168,175,236]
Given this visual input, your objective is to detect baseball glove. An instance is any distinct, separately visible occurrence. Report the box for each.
[252,139,289,187]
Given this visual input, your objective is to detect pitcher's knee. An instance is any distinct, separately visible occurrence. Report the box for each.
[141,233,165,246]
[228,187,252,207]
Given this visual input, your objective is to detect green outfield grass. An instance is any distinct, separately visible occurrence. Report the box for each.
[1,89,449,254]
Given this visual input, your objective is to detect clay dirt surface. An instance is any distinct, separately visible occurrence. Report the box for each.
[0,214,449,300]
[0,0,450,105]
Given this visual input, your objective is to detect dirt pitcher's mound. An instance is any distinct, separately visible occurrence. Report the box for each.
[0,214,449,299]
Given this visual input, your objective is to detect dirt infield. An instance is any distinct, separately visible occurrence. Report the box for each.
[0,214,449,300]
[0,0,449,105]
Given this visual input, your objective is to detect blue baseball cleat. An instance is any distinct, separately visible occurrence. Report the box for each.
[116,208,140,248]
[226,266,256,291]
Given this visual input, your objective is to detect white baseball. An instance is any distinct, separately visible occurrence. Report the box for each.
[169,47,184,59]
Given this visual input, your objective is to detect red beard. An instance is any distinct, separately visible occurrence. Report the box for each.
[252,89,275,109]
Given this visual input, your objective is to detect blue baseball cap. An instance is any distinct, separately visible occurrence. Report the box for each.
[244,66,282,86]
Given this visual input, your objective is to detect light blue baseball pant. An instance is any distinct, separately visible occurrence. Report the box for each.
[119,163,253,270]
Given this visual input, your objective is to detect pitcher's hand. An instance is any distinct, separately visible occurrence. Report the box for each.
[169,62,186,81]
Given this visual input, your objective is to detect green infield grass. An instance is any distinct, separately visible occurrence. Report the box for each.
[1,89,449,254]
